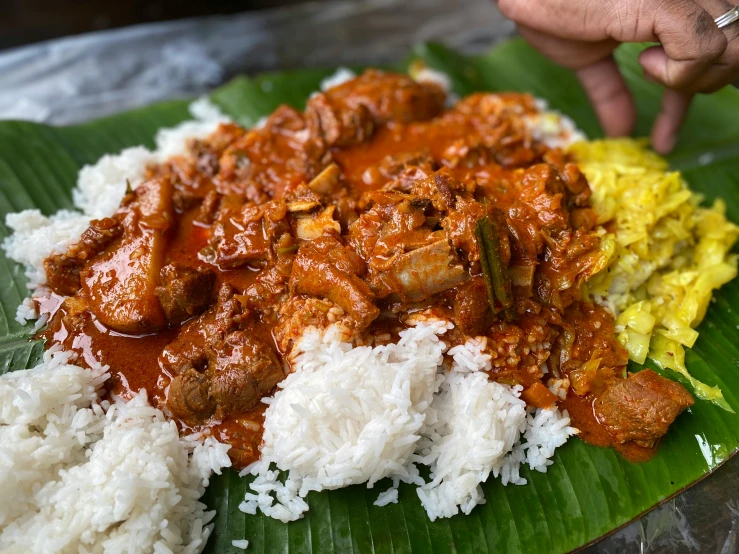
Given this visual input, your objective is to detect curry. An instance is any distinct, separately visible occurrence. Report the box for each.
[37,70,693,468]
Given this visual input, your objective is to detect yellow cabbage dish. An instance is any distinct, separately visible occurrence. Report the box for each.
[571,138,739,410]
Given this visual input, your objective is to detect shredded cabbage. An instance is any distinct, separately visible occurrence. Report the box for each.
[571,139,738,410]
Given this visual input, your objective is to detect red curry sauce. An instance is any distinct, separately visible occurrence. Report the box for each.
[37,70,694,468]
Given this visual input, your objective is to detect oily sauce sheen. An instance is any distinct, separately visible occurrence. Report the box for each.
[38,70,694,468]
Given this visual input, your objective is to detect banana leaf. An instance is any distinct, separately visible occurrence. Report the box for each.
[1,38,738,554]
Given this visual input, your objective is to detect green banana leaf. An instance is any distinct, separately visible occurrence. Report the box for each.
[1,38,738,554]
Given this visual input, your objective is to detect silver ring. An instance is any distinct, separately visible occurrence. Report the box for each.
[715,6,739,29]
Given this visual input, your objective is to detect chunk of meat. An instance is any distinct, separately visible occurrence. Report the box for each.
[162,281,284,424]
[44,217,123,296]
[307,70,445,147]
[208,197,289,269]
[81,179,174,333]
[515,164,572,233]
[306,93,375,147]
[156,264,215,324]
[543,149,592,209]
[409,171,489,265]
[379,151,435,182]
[166,330,284,425]
[444,197,488,264]
[347,184,472,302]
[452,93,546,168]
[347,190,434,264]
[453,276,490,336]
[594,370,694,448]
[196,189,222,225]
[536,227,608,310]
[216,105,331,200]
[410,171,475,213]
[168,368,216,425]
[208,332,285,419]
[159,284,243,375]
[328,70,446,123]
[290,234,379,332]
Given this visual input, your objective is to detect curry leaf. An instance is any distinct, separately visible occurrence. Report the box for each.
[0,39,738,554]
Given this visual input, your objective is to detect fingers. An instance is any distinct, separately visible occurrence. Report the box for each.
[641,44,739,93]
[640,0,728,90]
[697,0,739,41]
[576,57,636,137]
[497,0,738,153]
[497,0,611,40]
[516,24,619,67]
[651,89,693,154]
[691,0,739,91]
[514,26,634,137]
[500,0,731,90]
[638,0,737,151]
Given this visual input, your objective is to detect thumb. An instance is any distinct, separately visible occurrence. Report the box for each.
[575,57,635,138]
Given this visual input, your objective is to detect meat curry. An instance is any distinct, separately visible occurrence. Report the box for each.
[38,70,694,468]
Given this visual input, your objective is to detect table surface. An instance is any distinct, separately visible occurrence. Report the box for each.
[1,1,737,552]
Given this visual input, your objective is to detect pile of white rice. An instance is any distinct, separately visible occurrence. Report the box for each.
[0,347,231,553]
[1,71,583,550]
[240,322,577,524]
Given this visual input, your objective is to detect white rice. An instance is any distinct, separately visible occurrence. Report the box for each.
[14,296,38,326]
[241,329,577,524]
[0,348,231,553]
[239,320,452,522]
[73,146,155,220]
[319,67,357,92]
[413,339,528,520]
[525,98,587,149]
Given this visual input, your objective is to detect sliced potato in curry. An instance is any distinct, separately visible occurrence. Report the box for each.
[81,178,174,334]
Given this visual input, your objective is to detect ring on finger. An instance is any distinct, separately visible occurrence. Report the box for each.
[715,6,739,28]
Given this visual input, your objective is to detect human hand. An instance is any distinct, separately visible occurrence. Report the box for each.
[497,0,739,153]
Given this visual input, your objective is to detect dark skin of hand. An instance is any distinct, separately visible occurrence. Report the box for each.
[497,0,739,153]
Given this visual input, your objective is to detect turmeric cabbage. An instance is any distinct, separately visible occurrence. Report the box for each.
[571,139,739,410]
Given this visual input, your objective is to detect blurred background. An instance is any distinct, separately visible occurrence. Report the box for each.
[0,0,316,50]
[0,0,509,123]
[0,1,737,552]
